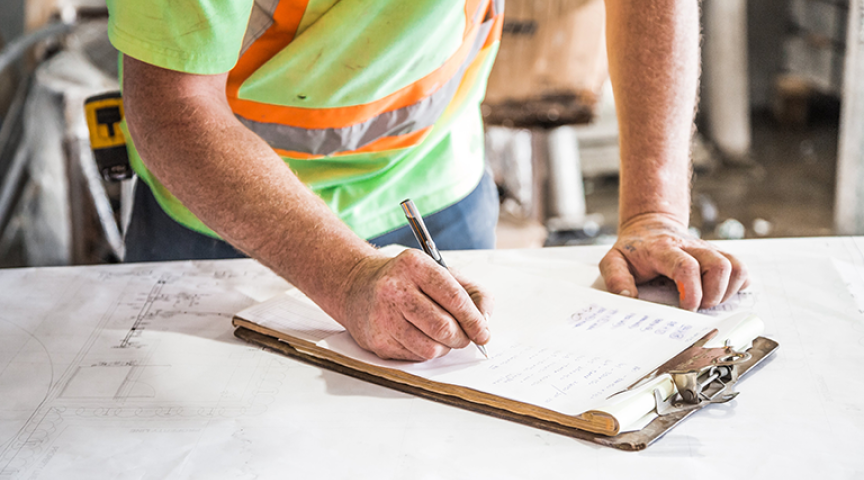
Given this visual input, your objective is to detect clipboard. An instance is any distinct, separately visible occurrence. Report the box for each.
[233,318,778,451]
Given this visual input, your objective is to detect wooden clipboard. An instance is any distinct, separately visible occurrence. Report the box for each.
[234,323,778,451]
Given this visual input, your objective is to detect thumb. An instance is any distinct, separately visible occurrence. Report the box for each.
[599,249,639,298]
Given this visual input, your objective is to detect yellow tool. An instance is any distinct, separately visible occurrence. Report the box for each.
[84,92,132,181]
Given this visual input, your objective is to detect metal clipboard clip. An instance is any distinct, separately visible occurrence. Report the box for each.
[627,329,753,416]
[594,317,777,450]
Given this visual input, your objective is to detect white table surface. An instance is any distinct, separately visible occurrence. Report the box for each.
[1,237,863,479]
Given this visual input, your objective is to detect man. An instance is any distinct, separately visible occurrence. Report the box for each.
[107,0,748,361]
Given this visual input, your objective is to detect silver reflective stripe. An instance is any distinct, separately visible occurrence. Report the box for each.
[238,18,495,157]
[239,0,281,57]
[492,0,504,17]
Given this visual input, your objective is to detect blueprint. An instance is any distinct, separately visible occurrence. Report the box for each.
[0,260,291,478]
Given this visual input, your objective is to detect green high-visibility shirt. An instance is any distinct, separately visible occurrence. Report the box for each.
[106,0,501,239]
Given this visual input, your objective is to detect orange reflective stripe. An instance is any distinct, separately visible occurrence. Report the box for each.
[465,0,487,33]
[238,13,497,157]
[441,45,496,123]
[273,127,433,160]
[227,0,310,99]
[229,19,486,129]
[484,11,503,48]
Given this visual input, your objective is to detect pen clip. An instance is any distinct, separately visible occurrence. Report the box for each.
[400,199,447,269]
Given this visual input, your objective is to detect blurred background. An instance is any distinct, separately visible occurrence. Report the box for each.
[0,0,857,267]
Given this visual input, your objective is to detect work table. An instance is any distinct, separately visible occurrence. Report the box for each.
[0,237,862,478]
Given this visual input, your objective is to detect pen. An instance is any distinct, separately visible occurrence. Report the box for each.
[400,199,489,358]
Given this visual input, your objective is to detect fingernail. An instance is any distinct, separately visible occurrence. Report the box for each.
[619,289,632,297]
[484,312,490,321]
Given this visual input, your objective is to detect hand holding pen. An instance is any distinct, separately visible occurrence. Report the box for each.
[401,199,490,358]
[334,204,492,361]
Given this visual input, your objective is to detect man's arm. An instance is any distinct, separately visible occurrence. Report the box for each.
[599,0,749,310]
[122,56,491,360]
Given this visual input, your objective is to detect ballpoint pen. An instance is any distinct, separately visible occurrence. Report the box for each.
[400,199,489,358]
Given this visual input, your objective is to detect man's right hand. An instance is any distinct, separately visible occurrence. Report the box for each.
[338,249,493,361]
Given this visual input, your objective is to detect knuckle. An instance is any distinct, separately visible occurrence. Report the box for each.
[453,294,476,316]
[599,251,615,265]
[429,320,459,343]
[705,257,732,277]
[672,256,699,277]
[398,249,425,268]
[732,261,749,281]
[416,343,444,361]
[599,255,621,275]
[366,334,388,352]
[657,237,677,249]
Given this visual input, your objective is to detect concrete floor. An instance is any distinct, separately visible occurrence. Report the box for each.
[497,107,840,248]
[691,110,838,239]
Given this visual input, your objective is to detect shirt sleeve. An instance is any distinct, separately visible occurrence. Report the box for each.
[106,0,255,75]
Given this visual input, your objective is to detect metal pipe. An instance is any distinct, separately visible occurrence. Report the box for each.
[0,76,30,163]
[0,22,72,80]
[546,125,586,229]
[0,22,72,235]
[703,0,752,160]
[0,143,30,232]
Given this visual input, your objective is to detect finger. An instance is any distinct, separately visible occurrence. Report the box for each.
[373,253,471,349]
[450,269,493,343]
[682,246,732,309]
[393,321,452,361]
[407,259,488,347]
[376,336,426,362]
[400,288,471,349]
[719,252,749,303]
[356,319,428,361]
[651,247,703,311]
[598,248,638,298]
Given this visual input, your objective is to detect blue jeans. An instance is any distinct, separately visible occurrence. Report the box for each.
[368,170,498,250]
[124,170,498,262]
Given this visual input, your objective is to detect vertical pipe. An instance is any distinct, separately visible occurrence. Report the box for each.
[703,0,752,160]
[836,0,864,234]
[546,125,586,228]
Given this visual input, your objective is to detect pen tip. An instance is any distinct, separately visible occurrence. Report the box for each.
[477,344,488,358]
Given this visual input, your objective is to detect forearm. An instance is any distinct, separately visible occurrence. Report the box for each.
[123,61,378,322]
[605,0,700,226]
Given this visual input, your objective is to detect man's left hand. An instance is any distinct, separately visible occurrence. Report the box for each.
[599,213,750,311]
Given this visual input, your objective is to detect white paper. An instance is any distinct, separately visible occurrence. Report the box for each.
[254,263,736,416]
[241,291,344,343]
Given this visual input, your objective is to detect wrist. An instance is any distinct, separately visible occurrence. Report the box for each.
[618,173,691,229]
[618,191,690,229]
[331,249,389,325]
[619,211,689,232]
